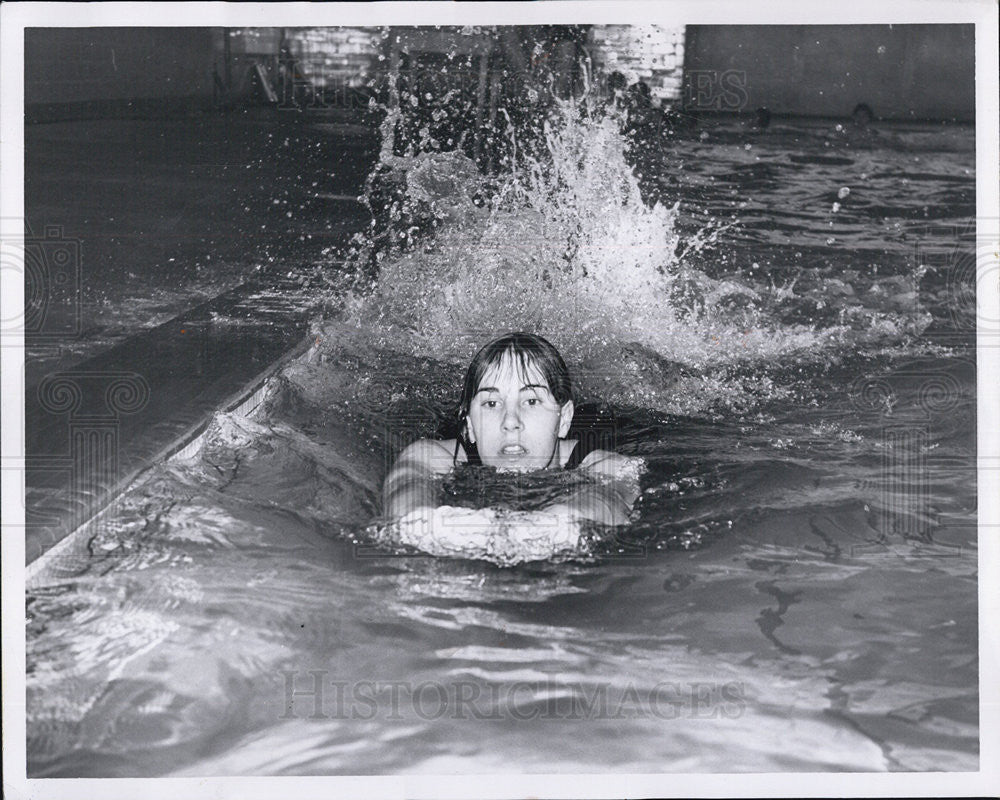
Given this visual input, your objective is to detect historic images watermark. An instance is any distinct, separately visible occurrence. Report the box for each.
[271,53,746,118]
[2,222,81,344]
[3,219,151,558]
[279,672,746,721]
[840,218,992,558]
[23,369,151,559]
[910,217,996,341]
[844,364,970,560]
[682,70,749,112]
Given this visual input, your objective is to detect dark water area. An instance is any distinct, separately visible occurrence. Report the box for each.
[26,116,978,774]
[24,113,378,385]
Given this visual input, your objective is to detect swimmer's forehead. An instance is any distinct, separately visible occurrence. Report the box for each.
[475,353,552,394]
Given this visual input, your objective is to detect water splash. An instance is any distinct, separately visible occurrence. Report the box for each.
[318,81,930,415]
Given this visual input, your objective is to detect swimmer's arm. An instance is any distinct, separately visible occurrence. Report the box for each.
[382,439,455,521]
[549,450,643,526]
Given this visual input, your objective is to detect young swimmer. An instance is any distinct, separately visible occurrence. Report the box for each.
[383,333,641,553]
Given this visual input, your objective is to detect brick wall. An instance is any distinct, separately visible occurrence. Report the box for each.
[227,28,283,55]
[586,25,686,106]
[224,27,382,101]
[224,26,689,106]
[286,27,383,90]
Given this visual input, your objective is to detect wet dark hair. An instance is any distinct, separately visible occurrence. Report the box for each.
[457,332,573,427]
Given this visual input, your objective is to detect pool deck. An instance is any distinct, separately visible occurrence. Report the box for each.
[23,113,377,566]
[24,269,320,566]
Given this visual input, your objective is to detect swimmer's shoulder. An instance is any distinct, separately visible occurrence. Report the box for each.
[573,447,624,473]
[571,445,645,481]
[392,438,457,476]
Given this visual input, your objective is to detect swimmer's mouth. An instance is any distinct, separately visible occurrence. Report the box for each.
[501,445,527,455]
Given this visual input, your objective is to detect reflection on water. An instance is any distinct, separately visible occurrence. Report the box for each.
[26,114,977,775]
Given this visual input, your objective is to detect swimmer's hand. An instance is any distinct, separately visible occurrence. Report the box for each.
[552,453,645,526]
[537,502,581,524]
[397,505,497,553]
[395,504,581,563]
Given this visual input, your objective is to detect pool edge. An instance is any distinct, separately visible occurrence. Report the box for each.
[25,334,320,586]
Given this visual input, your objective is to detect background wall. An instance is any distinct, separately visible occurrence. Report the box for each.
[683,24,975,120]
[586,25,686,106]
[287,27,382,91]
[25,28,218,120]
[24,25,976,123]
[280,26,689,104]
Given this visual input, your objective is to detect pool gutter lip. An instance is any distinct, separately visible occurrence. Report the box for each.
[25,333,319,584]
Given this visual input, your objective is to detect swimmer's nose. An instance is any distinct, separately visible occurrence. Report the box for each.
[501,408,523,431]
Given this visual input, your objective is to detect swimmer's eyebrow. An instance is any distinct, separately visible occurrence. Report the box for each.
[474,384,549,395]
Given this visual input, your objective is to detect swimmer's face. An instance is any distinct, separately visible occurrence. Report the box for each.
[465,354,574,472]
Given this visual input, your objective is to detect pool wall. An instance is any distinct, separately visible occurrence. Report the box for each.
[26,26,975,124]
[23,109,377,572]
[684,24,975,121]
[26,327,322,586]
[23,260,326,574]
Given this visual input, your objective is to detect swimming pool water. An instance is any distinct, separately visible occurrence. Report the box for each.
[26,118,978,775]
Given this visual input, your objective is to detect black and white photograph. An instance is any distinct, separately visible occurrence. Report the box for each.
[2,2,998,797]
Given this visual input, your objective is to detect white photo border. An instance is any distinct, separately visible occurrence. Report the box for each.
[2,2,998,798]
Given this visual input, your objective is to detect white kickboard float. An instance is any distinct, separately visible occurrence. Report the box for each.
[394,504,584,565]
